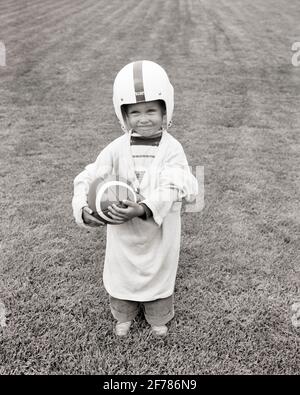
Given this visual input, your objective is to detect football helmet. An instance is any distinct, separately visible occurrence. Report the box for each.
[113,60,174,132]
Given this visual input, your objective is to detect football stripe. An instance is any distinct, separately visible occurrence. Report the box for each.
[133,61,145,102]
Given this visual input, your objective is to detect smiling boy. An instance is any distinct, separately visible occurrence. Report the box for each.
[125,100,165,137]
[72,60,198,337]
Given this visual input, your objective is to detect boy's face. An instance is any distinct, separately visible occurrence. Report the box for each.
[124,100,165,137]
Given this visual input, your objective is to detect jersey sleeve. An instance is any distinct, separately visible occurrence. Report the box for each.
[72,144,113,227]
[141,143,198,226]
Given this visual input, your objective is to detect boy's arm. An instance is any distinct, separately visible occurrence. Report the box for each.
[141,144,198,226]
[72,146,113,227]
[138,202,153,220]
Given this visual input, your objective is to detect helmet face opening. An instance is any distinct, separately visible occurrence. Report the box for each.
[121,100,167,133]
[113,61,174,132]
[121,99,166,117]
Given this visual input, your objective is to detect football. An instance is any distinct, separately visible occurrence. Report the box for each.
[87,175,141,224]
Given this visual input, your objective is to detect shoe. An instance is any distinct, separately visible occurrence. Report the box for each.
[115,321,132,337]
[151,325,168,337]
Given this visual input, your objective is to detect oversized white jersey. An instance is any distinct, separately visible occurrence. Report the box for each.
[72,130,198,301]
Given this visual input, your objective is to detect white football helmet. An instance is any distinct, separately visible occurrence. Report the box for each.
[113,60,174,132]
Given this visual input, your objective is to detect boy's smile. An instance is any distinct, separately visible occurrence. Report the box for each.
[124,100,165,137]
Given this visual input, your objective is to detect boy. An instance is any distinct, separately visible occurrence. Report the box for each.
[72,60,198,337]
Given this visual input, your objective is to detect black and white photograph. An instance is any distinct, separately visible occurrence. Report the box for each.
[0,0,299,377]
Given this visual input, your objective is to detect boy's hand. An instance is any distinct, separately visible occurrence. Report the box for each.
[82,206,105,227]
[107,200,145,222]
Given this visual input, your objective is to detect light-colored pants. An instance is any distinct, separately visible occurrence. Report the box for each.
[109,294,174,326]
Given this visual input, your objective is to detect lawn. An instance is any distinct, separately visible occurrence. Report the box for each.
[0,0,299,374]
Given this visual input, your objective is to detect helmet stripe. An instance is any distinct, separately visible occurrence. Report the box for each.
[133,61,145,102]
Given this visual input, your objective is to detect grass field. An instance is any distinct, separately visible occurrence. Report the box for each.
[0,0,300,374]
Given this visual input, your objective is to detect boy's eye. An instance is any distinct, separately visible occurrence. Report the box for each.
[127,107,159,116]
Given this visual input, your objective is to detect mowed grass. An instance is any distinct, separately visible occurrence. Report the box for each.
[0,0,300,374]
